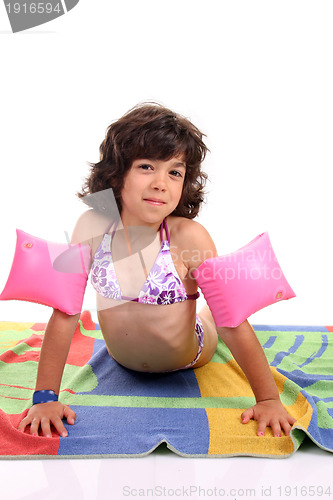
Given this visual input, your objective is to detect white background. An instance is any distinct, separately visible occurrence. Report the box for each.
[0,1,332,326]
[0,2,332,498]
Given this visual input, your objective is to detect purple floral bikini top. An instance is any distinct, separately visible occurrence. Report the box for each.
[91,218,199,305]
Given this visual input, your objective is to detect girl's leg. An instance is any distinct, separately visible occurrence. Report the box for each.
[191,304,219,368]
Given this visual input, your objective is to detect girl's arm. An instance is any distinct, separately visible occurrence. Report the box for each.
[18,209,101,437]
[217,320,296,436]
[181,219,296,437]
[18,309,80,437]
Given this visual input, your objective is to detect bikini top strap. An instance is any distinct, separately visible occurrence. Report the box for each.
[105,220,116,236]
[160,218,170,244]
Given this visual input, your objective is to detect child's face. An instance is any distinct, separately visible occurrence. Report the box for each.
[120,156,186,227]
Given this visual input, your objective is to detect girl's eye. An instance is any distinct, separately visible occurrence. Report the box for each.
[170,170,183,178]
[139,164,153,170]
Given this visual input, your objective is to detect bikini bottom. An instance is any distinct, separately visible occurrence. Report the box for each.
[166,314,204,372]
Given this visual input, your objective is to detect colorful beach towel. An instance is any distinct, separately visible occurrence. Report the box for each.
[0,311,332,458]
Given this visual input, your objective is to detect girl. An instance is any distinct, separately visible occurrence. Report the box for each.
[19,103,296,439]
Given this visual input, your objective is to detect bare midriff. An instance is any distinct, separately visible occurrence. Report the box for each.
[97,297,199,372]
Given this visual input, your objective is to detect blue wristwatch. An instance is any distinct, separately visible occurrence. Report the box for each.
[32,390,58,405]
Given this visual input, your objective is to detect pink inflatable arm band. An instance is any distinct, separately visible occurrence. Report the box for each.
[193,232,296,328]
[0,229,91,315]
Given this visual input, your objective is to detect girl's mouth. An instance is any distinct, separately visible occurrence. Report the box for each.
[144,198,166,206]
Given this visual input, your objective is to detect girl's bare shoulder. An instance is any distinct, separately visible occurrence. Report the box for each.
[71,209,113,248]
[168,216,218,266]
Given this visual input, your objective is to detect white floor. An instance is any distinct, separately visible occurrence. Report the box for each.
[0,438,332,500]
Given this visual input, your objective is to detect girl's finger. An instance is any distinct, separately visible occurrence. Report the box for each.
[51,416,68,438]
[18,416,31,433]
[256,420,267,437]
[281,418,293,436]
[241,407,253,424]
[40,417,52,438]
[270,419,282,437]
[29,417,41,437]
[288,415,297,425]
[63,405,77,425]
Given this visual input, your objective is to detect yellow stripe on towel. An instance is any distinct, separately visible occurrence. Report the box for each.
[195,360,312,456]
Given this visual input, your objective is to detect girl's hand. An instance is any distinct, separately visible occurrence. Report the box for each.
[241,399,296,437]
[18,401,76,438]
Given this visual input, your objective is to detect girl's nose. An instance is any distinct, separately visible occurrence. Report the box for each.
[151,174,167,191]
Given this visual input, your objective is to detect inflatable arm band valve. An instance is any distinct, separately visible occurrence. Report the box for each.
[0,229,91,315]
[193,232,295,328]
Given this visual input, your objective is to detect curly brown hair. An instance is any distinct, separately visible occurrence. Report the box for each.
[77,102,209,219]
